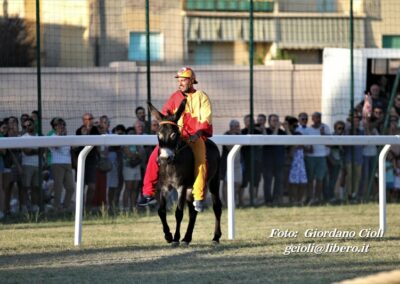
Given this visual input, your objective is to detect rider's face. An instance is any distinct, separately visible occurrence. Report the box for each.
[178,77,192,93]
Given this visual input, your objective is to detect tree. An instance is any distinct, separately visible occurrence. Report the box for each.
[0,16,35,67]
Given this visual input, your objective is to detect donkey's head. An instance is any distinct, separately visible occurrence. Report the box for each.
[148,98,187,164]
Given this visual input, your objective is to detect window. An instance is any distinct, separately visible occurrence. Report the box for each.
[382,35,400,48]
[128,32,163,61]
[316,0,336,12]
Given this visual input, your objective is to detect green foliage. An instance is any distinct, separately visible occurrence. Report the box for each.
[0,16,35,67]
[273,48,295,61]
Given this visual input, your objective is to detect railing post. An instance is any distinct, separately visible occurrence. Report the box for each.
[378,144,391,235]
[74,145,94,246]
[227,145,241,240]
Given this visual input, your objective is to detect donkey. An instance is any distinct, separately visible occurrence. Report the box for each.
[148,99,222,245]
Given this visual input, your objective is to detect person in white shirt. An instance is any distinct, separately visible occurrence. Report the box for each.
[49,118,75,212]
[303,112,331,205]
[21,118,40,212]
[296,112,309,135]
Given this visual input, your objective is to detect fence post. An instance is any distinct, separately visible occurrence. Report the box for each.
[378,144,391,234]
[227,145,241,240]
[74,145,94,246]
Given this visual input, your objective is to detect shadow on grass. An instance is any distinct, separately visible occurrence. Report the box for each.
[0,240,398,284]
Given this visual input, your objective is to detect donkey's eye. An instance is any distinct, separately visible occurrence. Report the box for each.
[170,132,176,140]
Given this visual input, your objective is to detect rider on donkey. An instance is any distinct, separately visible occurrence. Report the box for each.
[138,67,213,212]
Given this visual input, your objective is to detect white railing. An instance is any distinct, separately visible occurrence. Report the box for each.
[0,134,398,246]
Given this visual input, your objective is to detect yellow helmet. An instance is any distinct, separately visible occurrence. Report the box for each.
[174,67,198,84]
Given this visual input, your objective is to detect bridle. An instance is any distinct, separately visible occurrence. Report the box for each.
[157,120,189,157]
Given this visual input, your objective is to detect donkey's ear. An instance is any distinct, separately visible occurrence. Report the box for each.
[147,101,164,121]
[172,99,187,122]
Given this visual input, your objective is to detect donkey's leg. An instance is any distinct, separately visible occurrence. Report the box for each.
[158,194,173,243]
[210,176,222,243]
[173,187,186,244]
[211,191,222,243]
[182,188,198,245]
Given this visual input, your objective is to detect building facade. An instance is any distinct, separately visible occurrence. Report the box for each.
[1,0,399,66]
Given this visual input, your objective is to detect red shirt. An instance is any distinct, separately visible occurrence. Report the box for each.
[162,89,213,139]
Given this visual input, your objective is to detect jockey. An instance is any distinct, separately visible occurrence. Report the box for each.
[138,67,213,212]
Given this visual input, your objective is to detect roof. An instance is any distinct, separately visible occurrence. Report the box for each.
[186,16,365,48]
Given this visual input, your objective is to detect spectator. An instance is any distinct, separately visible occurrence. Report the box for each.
[256,114,267,134]
[219,119,242,206]
[135,106,151,134]
[107,124,126,213]
[122,126,146,211]
[389,93,400,124]
[343,115,364,203]
[391,158,400,202]
[46,117,60,172]
[150,119,159,134]
[370,106,385,134]
[359,118,379,200]
[304,112,331,205]
[297,112,309,135]
[49,118,75,212]
[285,116,307,205]
[0,121,6,219]
[327,120,346,203]
[93,115,110,209]
[240,114,262,206]
[133,119,148,197]
[20,113,29,135]
[263,114,287,205]
[355,84,387,116]
[386,117,400,202]
[31,110,40,134]
[2,118,24,214]
[75,113,100,212]
[255,113,267,200]
[21,118,41,212]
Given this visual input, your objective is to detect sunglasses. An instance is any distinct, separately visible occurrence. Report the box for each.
[336,127,344,131]
[300,118,308,121]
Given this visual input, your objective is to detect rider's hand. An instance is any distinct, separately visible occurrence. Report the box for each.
[189,133,200,143]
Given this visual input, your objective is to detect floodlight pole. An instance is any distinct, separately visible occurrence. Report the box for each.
[249,0,255,206]
[35,0,44,212]
[145,0,151,133]
[349,0,356,200]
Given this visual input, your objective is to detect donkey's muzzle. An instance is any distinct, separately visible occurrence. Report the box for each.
[159,148,175,164]
[158,155,174,165]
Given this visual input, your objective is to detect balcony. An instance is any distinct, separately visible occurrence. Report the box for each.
[185,0,274,12]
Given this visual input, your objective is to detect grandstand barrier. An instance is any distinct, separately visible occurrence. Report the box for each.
[0,134,398,246]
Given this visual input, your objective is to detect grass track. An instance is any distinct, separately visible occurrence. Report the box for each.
[0,204,399,283]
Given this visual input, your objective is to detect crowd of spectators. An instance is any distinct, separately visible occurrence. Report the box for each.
[221,83,400,207]
[0,107,159,219]
[0,83,399,220]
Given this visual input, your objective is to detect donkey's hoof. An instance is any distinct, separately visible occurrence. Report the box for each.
[181,241,190,246]
[165,233,173,243]
[171,241,180,247]
[212,240,220,246]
